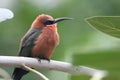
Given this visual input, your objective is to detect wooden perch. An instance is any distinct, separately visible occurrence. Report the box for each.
[0,56,107,80]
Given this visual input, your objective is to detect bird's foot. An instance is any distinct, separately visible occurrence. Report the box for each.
[37,56,50,62]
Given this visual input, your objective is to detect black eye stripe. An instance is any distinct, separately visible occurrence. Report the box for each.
[43,20,54,25]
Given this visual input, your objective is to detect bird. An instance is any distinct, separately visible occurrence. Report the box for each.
[12,14,72,80]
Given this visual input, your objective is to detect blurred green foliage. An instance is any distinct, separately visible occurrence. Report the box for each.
[0,0,120,80]
[86,16,120,38]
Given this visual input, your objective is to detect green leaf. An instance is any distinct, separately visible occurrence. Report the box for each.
[86,16,120,38]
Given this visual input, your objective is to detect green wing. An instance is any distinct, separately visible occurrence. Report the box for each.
[19,28,42,57]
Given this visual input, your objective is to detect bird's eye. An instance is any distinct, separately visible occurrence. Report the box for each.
[43,20,54,25]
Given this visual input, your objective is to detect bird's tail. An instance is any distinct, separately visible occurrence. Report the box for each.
[12,68,29,80]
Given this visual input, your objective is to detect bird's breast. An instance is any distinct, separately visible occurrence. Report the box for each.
[32,26,59,59]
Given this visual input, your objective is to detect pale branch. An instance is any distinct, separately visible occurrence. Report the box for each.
[0,56,107,80]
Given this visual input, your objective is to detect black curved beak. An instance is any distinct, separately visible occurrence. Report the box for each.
[54,17,73,23]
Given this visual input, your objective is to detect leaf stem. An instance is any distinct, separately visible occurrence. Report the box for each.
[23,64,49,80]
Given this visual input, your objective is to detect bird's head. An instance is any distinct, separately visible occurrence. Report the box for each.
[31,14,72,29]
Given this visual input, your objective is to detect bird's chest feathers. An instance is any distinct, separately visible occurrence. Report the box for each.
[32,27,59,57]
[39,27,59,46]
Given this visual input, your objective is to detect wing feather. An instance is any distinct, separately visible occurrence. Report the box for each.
[19,28,42,56]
